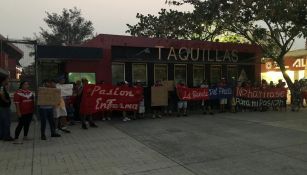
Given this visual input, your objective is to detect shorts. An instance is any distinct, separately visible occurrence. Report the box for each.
[54,107,67,118]
[178,101,187,109]
[138,99,145,113]
[220,98,227,105]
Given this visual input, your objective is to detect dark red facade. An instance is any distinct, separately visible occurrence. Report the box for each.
[65,34,262,85]
[0,35,23,79]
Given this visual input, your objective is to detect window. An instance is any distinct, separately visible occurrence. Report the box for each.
[174,64,187,84]
[193,65,205,87]
[112,63,125,85]
[154,64,168,82]
[68,72,96,84]
[227,66,238,81]
[132,63,147,86]
[210,65,222,85]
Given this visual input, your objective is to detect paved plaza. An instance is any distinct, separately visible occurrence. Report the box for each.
[1,110,307,175]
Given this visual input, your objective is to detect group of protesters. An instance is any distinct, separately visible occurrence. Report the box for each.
[1,72,307,143]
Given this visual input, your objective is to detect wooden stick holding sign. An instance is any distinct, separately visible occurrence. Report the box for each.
[151,86,168,106]
[37,87,61,106]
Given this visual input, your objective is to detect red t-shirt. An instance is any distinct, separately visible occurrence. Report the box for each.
[14,89,34,115]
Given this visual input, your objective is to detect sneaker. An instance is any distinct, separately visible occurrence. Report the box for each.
[123,117,129,122]
[158,115,162,118]
[82,124,88,130]
[51,133,61,137]
[183,113,188,117]
[41,135,46,140]
[23,137,32,141]
[90,123,98,128]
[59,128,71,133]
[102,118,106,121]
[107,117,111,121]
[68,122,75,126]
[13,139,23,144]
[152,114,156,119]
[4,137,14,141]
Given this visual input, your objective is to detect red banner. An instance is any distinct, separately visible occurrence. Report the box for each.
[236,87,287,99]
[80,84,143,115]
[177,86,209,101]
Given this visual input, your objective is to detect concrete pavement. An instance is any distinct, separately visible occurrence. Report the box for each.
[1,110,307,175]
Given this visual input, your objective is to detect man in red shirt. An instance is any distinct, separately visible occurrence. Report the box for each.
[13,81,34,143]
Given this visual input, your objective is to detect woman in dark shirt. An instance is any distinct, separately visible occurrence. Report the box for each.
[0,76,14,141]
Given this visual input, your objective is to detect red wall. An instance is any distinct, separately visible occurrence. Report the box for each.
[0,51,18,79]
[65,34,263,83]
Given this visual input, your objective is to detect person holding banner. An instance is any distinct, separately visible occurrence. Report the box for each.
[218,78,228,113]
[133,80,145,119]
[0,75,14,141]
[39,79,61,140]
[176,81,188,117]
[73,80,83,122]
[200,80,213,115]
[13,81,34,144]
[291,80,301,112]
[80,78,98,129]
[121,81,132,122]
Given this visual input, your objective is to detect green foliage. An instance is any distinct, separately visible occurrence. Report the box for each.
[40,7,94,45]
[167,0,307,90]
[126,8,223,41]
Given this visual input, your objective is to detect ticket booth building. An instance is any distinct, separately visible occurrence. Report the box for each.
[65,34,262,110]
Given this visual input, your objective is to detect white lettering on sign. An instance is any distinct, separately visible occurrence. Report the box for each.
[157,46,239,63]
[292,58,306,68]
[91,86,135,97]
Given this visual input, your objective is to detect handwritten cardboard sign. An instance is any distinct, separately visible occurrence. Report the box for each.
[37,87,61,106]
[151,86,168,106]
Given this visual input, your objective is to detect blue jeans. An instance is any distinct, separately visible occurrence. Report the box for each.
[0,107,11,140]
[39,108,56,136]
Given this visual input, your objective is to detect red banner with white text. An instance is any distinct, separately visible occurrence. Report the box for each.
[80,84,143,115]
[176,86,209,101]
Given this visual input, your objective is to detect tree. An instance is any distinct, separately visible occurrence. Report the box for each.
[126,8,224,41]
[167,0,307,93]
[40,7,94,45]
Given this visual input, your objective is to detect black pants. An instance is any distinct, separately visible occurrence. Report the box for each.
[39,108,56,136]
[15,113,33,139]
